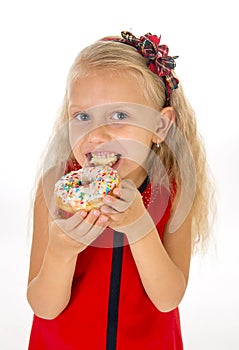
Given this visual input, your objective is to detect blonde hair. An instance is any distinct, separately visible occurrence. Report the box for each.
[36,40,215,254]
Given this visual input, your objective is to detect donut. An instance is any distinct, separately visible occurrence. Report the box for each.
[54,165,120,214]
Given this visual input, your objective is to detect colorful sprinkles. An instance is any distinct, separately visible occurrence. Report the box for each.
[54,165,120,211]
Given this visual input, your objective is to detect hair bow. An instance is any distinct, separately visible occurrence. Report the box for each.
[102,31,179,106]
[120,31,179,106]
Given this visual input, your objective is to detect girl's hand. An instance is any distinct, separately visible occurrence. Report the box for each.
[101,179,155,243]
[48,209,109,260]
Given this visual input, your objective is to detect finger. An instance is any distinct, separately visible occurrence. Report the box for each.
[100,204,119,215]
[100,209,125,223]
[72,209,101,234]
[82,214,109,244]
[54,210,87,232]
[116,179,136,203]
[71,214,109,245]
[102,180,136,213]
[102,196,129,213]
[66,210,88,228]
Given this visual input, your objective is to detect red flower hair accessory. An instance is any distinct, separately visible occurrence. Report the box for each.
[102,31,179,106]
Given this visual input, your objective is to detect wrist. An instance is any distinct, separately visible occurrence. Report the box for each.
[46,240,80,264]
[118,211,155,244]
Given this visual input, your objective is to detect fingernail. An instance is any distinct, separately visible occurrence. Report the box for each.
[104,195,113,202]
[79,210,87,218]
[99,215,109,223]
[113,188,120,195]
[92,209,100,216]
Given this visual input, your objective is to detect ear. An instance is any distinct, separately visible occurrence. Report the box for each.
[152,107,176,144]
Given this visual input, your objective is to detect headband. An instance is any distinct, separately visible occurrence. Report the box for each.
[101,31,179,106]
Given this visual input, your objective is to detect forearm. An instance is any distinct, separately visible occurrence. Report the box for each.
[27,245,77,319]
[129,228,187,312]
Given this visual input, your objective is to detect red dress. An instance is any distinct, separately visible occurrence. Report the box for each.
[28,160,183,349]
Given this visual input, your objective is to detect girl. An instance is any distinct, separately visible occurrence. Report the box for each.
[27,31,214,349]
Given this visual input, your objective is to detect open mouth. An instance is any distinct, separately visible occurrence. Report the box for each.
[86,152,121,166]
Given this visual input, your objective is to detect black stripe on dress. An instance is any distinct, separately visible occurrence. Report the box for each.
[105,176,150,349]
[106,231,124,350]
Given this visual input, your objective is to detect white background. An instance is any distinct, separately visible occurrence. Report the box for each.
[0,0,238,349]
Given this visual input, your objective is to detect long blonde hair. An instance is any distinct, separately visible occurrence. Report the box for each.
[35,40,215,253]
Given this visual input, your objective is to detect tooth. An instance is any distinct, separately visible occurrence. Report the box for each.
[88,152,120,166]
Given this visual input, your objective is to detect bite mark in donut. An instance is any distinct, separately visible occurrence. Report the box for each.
[54,165,120,214]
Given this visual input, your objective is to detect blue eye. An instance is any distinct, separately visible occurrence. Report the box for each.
[111,112,128,121]
[75,112,90,121]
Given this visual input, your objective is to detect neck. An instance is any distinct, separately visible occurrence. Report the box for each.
[126,167,149,189]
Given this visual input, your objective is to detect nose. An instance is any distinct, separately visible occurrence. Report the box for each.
[87,125,112,145]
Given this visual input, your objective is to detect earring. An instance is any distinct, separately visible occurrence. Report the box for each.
[156,142,160,148]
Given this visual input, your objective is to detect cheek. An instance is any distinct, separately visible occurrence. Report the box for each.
[69,123,84,150]
[71,139,85,165]
[132,128,153,148]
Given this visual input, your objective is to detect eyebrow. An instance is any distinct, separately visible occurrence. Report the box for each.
[69,102,132,111]
[68,104,86,112]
